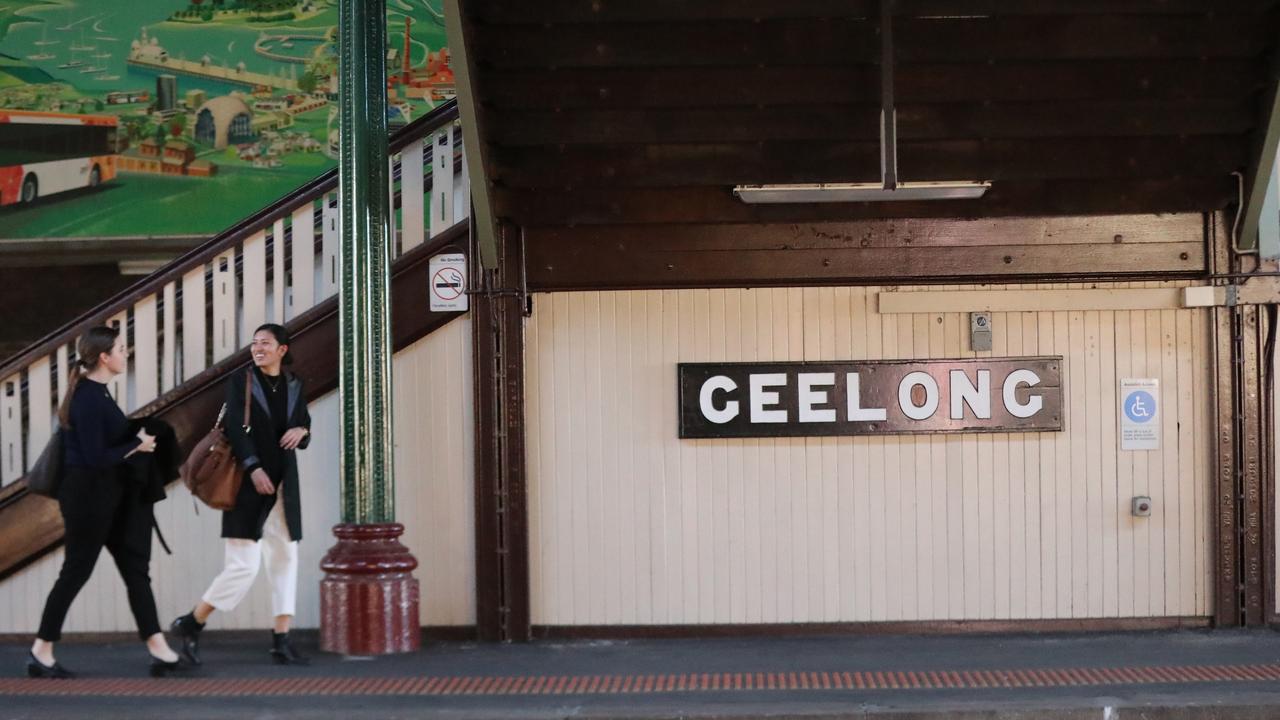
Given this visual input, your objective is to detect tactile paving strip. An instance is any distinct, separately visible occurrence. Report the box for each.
[5,664,1280,697]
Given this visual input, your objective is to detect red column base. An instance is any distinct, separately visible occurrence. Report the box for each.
[319,522,421,655]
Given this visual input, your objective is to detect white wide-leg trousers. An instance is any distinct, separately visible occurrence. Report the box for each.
[201,494,298,617]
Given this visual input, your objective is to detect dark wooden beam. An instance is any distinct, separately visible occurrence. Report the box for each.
[1264,305,1278,626]
[492,137,1245,189]
[487,100,1255,147]
[495,178,1235,226]
[474,0,1274,24]
[473,15,1268,70]
[1208,212,1241,628]
[1241,304,1265,625]
[444,0,501,267]
[523,217,1206,290]
[1213,304,1241,627]
[470,224,531,642]
[481,61,1262,109]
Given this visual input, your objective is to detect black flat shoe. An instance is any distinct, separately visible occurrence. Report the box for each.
[27,652,74,679]
[170,613,204,666]
[270,632,309,666]
[148,654,183,678]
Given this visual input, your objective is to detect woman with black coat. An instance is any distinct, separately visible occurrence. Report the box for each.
[29,326,183,678]
[171,323,312,666]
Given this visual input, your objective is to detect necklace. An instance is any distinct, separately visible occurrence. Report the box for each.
[263,374,282,393]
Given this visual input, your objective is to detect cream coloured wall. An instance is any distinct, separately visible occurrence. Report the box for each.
[524,284,1213,625]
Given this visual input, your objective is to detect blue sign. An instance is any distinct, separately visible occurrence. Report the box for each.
[1124,390,1156,424]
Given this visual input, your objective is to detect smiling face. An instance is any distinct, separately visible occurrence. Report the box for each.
[97,336,128,376]
[251,329,288,374]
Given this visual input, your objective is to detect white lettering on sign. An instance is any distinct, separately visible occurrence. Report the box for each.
[699,369,1049,426]
[950,369,992,420]
[699,375,738,424]
[749,373,788,423]
[680,357,1063,438]
[898,371,940,420]
[846,372,888,422]
[1002,369,1043,418]
[798,373,836,423]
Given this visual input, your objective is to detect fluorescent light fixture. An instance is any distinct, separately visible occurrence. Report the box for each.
[733,181,991,204]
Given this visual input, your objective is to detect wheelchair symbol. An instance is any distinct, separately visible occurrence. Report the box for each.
[1124,390,1156,424]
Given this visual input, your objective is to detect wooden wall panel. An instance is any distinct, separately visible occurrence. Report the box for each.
[524,282,1214,625]
[0,321,476,633]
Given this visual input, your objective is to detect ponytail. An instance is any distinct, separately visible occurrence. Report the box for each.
[57,360,85,429]
[57,326,119,428]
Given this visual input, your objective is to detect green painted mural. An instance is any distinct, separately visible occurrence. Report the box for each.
[0,0,452,238]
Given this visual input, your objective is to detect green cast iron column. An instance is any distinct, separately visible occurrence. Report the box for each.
[338,0,394,524]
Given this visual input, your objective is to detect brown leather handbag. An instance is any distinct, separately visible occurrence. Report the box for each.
[180,371,251,511]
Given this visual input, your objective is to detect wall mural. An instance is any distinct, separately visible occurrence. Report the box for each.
[0,0,452,238]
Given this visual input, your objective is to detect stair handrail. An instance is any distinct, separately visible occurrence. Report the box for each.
[0,100,459,381]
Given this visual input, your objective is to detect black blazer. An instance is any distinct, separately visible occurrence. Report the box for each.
[221,370,311,541]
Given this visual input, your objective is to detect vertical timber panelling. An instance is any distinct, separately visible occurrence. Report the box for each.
[25,358,52,469]
[212,251,237,363]
[525,284,1215,625]
[401,139,426,252]
[242,231,267,346]
[398,315,478,626]
[0,374,20,484]
[181,267,207,383]
[321,194,339,301]
[290,204,316,319]
[272,219,287,324]
[162,283,177,393]
[0,321,476,633]
[133,296,159,409]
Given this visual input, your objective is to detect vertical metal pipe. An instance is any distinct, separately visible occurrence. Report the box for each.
[338,0,394,523]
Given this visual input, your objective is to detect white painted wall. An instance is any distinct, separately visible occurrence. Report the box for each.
[524,284,1213,625]
[0,318,475,634]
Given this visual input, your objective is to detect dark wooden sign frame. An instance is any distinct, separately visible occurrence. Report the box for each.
[678,356,1064,439]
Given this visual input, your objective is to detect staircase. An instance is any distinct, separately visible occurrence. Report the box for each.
[0,100,470,580]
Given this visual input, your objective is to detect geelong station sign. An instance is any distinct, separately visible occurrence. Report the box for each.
[678,357,1063,439]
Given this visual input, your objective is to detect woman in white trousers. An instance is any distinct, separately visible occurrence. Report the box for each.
[172,323,311,665]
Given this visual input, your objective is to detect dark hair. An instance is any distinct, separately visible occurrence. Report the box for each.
[254,323,293,365]
[58,325,120,428]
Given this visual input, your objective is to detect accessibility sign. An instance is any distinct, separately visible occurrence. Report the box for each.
[1120,378,1159,451]
[428,253,467,312]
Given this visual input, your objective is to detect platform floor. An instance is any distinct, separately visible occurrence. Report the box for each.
[5,628,1280,718]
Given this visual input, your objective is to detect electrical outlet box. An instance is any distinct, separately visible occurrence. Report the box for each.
[970,312,992,352]
[1131,496,1152,517]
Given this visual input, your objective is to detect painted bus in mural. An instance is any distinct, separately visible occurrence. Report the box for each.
[0,110,117,207]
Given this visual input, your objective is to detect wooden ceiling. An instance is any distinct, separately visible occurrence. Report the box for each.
[455,0,1280,235]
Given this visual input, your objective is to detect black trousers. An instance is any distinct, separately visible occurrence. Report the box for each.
[37,465,161,641]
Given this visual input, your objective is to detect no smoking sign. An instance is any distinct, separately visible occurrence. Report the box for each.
[428,253,468,312]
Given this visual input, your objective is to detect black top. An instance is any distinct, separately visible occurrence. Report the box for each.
[64,378,140,469]
[246,366,289,480]
[222,370,310,540]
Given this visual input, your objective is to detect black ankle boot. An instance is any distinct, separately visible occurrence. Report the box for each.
[27,652,74,679]
[270,632,309,666]
[170,613,204,666]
